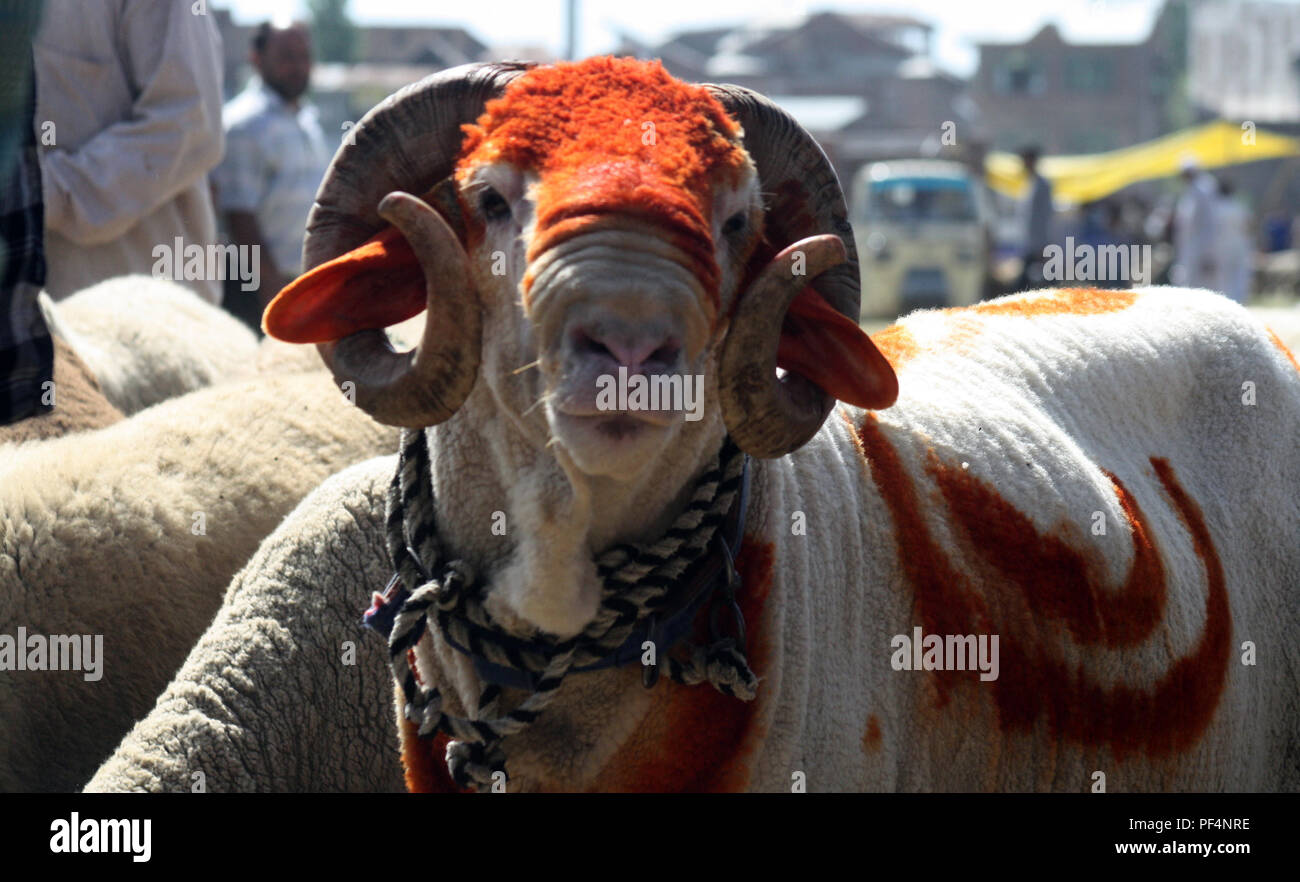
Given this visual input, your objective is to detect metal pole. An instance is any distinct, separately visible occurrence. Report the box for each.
[565,0,577,60]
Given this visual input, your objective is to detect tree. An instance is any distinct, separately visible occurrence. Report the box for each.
[308,0,358,63]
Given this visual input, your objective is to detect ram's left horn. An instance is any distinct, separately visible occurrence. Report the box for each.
[717,234,847,458]
[318,191,482,428]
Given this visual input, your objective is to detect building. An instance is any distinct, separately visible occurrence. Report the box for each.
[357,26,488,68]
[618,12,981,185]
[213,8,490,88]
[1188,0,1300,123]
[969,6,1188,156]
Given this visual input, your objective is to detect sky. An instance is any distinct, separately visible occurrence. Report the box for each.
[222,0,1179,76]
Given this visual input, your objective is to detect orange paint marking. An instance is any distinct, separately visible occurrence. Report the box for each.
[1266,329,1300,373]
[587,538,776,792]
[869,315,982,372]
[989,458,1232,760]
[856,416,991,706]
[862,715,882,754]
[869,324,921,369]
[1145,458,1233,754]
[398,648,473,793]
[399,722,471,794]
[866,289,1137,371]
[931,462,1166,648]
[459,57,750,311]
[856,413,1232,761]
[407,648,424,685]
[970,287,1138,317]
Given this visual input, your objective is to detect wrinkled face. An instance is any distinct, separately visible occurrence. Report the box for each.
[453,59,764,478]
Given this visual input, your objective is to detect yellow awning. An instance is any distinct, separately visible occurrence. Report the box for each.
[986,120,1300,204]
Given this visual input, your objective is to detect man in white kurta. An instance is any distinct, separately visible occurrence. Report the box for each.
[1212,179,1252,304]
[33,0,224,303]
[1171,159,1220,291]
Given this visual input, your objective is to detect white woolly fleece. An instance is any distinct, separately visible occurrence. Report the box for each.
[1,372,397,792]
[43,275,260,414]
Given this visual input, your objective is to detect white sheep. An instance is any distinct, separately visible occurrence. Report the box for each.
[2,276,259,443]
[87,58,1300,793]
[0,371,397,792]
[87,457,406,793]
[39,275,260,414]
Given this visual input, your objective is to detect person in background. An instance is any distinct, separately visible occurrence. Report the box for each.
[1171,156,1219,290]
[1212,177,1252,305]
[1261,206,1292,253]
[1077,199,1128,289]
[0,0,50,426]
[33,0,224,303]
[213,21,331,327]
[1015,145,1053,289]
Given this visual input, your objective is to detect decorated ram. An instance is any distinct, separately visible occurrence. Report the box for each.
[91,57,1300,792]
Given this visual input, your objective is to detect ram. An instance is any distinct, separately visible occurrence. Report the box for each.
[88,58,1300,793]
[86,456,407,793]
[0,371,396,792]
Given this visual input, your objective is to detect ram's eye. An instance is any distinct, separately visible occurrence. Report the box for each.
[479,187,511,222]
[722,211,747,235]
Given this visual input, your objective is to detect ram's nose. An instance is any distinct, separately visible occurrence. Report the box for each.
[570,324,682,374]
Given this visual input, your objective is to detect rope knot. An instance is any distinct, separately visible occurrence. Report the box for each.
[446,739,507,791]
[436,559,476,610]
[703,640,759,700]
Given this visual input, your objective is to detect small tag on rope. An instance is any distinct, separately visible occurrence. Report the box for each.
[362,574,409,638]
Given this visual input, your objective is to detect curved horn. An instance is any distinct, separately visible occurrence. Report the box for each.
[320,192,479,427]
[717,234,850,456]
[306,62,531,426]
[706,85,883,458]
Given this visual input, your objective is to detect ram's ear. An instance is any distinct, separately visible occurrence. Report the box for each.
[262,180,465,344]
[262,226,424,343]
[776,286,899,410]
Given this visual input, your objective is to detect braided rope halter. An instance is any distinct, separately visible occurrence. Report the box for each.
[382,428,758,790]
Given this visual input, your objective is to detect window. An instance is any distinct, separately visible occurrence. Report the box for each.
[868,179,978,223]
[1064,56,1113,92]
[995,52,1047,96]
[1071,130,1117,153]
